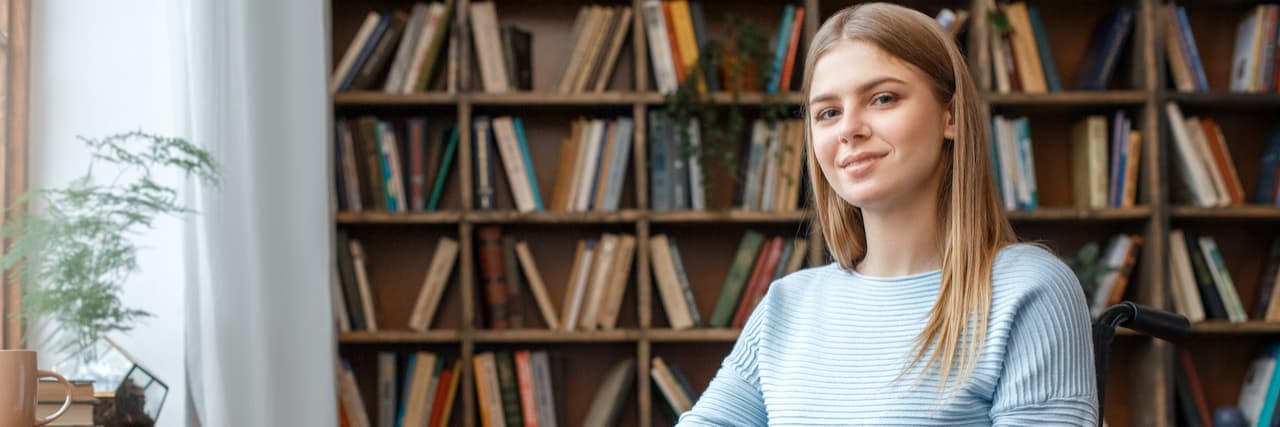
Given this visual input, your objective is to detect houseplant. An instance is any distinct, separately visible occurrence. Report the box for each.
[664,13,797,207]
[2,130,218,424]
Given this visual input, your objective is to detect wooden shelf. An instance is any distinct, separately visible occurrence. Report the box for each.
[985,91,1148,107]
[467,210,641,224]
[333,91,459,106]
[1164,92,1280,108]
[338,330,463,344]
[1189,321,1280,335]
[336,211,463,224]
[1006,207,1153,221]
[468,91,644,106]
[647,328,741,342]
[1171,205,1280,220]
[472,329,640,343]
[649,209,811,223]
[638,91,805,106]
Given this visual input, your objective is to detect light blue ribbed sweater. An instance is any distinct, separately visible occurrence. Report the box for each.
[677,244,1098,426]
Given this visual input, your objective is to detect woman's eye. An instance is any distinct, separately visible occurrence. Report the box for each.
[816,109,840,121]
[871,93,898,106]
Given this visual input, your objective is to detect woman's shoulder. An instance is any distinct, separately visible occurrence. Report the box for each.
[991,243,1082,299]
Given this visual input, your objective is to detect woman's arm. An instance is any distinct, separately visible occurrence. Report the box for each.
[676,289,775,426]
[989,257,1099,426]
[676,362,768,426]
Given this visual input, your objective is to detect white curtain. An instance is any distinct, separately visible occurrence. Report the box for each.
[175,0,336,426]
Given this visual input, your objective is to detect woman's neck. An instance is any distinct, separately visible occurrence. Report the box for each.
[856,188,943,278]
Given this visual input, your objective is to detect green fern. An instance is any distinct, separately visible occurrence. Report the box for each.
[2,131,219,356]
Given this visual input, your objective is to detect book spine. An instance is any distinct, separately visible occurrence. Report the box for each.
[378,352,396,427]
[478,225,511,329]
[427,126,459,211]
[495,352,524,427]
[513,119,544,211]
[709,231,766,327]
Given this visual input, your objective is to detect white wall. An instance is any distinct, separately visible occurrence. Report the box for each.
[30,1,186,426]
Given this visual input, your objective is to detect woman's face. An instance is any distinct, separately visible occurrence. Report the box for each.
[808,40,954,212]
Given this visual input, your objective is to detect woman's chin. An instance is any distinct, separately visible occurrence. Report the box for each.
[836,190,888,210]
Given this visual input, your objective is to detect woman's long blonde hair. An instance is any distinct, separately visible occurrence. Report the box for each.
[802,3,1016,388]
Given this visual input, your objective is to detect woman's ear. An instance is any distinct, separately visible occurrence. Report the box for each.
[943,108,956,141]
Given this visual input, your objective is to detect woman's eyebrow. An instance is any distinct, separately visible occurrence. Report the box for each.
[808,76,906,106]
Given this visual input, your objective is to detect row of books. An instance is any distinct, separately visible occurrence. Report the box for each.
[553,5,634,94]
[1087,233,1144,318]
[336,353,463,427]
[1165,103,1248,208]
[1168,230,1253,323]
[323,352,479,427]
[474,353,644,427]
[476,227,636,332]
[652,231,807,330]
[1071,111,1143,210]
[469,2,526,92]
[643,1,803,94]
[332,232,460,332]
[334,116,459,213]
[990,115,1038,210]
[1224,344,1280,427]
[987,1,1132,92]
[332,2,459,93]
[475,116,634,213]
[1228,5,1280,93]
[649,116,806,212]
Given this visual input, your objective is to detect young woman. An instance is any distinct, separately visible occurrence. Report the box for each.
[677,3,1097,425]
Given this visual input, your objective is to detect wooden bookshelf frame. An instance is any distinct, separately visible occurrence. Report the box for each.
[329,0,1280,425]
[1,0,29,351]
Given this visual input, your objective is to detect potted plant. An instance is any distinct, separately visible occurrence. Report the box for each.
[2,130,219,425]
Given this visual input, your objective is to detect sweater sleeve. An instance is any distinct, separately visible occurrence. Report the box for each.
[989,255,1100,426]
[676,289,772,426]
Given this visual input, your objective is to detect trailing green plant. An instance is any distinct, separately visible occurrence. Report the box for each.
[2,131,219,355]
[663,13,800,206]
[1060,241,1119,303]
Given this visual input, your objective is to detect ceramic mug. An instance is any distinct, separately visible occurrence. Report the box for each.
[0,350,73,426]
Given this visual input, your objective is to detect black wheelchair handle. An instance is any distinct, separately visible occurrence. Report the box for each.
[1104,301,1192,342]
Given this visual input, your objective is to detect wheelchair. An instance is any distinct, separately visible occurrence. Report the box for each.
[1093,301,1192,427]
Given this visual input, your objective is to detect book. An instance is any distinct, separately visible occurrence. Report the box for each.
[478,225,511,330]
[469,2,510,92]
[350,11,409,91]
[333,12,383,92]
[427,360,461,427]
[1072,6,1133,90]
[426,126,459,211]
[494,352,523,427]
[582,358,636,427]
[649,234,694,330]
[593,6,634,92]
[501,26,532,91]
[349,239,379,331]
[514,241,560,330]
[502,236,524,329]
[597,234,637,330]
[408,237,460,331]
[408,0,457,93]
[709,231,766,327]
[377,352,396,427]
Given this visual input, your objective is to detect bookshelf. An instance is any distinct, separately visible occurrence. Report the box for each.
[327,0,1280,425]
